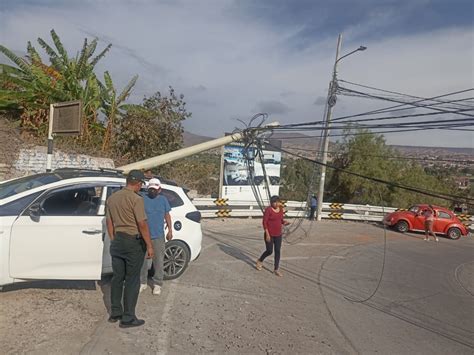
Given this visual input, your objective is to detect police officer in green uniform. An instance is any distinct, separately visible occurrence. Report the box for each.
[105,170,154,328]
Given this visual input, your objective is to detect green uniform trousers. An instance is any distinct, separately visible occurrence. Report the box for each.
[110,233,146,322]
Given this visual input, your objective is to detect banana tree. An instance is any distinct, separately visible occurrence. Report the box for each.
[100,71,138,151]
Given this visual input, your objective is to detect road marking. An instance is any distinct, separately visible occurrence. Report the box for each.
[157,280,178,355]
[291,243,354,247]
[194,255,345,266]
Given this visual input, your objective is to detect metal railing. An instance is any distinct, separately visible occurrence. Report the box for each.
[192,198,474,228]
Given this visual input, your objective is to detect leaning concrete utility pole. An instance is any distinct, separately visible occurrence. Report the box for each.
[118,122,280,173]
[316,34,342,221]
[315,35,367,221]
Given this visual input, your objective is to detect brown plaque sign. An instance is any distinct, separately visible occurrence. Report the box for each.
[52,100,82,135]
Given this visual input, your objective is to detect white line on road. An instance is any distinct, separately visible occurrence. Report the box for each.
[291,243,354,247]
[157,280,178,355]
[194,255,345,266]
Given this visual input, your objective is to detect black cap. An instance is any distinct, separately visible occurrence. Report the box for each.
[127,169,146,183]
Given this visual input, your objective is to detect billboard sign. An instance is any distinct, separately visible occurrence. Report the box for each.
[220,139,282,203]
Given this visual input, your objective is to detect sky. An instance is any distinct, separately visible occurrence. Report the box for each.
[0,0,473,148]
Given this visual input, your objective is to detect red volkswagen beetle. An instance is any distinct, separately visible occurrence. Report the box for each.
[384,204,469,240]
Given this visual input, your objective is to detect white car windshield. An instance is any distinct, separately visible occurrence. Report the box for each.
[0,173,60,199]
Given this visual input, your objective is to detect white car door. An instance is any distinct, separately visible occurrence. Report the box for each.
[9,184,105,280]
[100,185,124,274]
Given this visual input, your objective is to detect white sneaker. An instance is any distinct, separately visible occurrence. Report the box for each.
[152,285,161,295]
[139,284,148,293]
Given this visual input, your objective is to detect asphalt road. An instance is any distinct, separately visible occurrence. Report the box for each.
[1,219,473,354]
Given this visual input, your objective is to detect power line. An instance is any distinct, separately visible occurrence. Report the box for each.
[265,96,474,130]
[265,143,473,204]
[270,122,474,137]
[280,147,474,164]
[339,80,474,110]
[337,86,474,118]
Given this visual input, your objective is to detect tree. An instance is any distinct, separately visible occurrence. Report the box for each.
[159,153,220,196]
[0,29,137,149]
[100,71,138,151]
[280,157,319,201]
[326,127,457,208]
[115,87,191,163]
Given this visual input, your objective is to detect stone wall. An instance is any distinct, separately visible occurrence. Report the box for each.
[3,146,114,180]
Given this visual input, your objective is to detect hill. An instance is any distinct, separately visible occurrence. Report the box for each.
[183,131,473,159]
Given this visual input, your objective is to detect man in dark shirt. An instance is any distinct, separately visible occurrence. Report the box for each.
[106,170,154,328]
[309,194,317,220]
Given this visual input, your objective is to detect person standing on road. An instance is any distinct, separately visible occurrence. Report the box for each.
[106,170,154,328]
[309,194,317,220]
[140,178,173,295]
[420,205,438,242]
[256,195,289,277]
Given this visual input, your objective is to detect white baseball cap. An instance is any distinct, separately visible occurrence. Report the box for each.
[148,178,161,190]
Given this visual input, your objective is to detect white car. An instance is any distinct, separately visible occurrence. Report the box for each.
[0,168,202,288]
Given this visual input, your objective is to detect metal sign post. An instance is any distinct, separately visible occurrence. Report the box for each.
[46,104,55,172]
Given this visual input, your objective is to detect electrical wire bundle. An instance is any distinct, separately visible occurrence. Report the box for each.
[262,85,474,138]
[229,84,472,248]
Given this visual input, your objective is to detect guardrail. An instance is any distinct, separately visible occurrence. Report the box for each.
[192,198,474,227]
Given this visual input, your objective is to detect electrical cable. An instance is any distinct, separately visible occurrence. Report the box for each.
[263,143,474,204]
[281,147,473,164]
[344,187,387,303]
[264,124,474,139]
[267,94,474,130]
[271,114,474,131]
[337,86,474,118]
[339,80,474,110]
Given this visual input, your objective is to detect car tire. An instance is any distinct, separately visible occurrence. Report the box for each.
[447,227,461,240]
[395,220,409,233]
[163,240,190,280]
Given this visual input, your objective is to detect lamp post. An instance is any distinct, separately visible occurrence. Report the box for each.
[316,34,366,221]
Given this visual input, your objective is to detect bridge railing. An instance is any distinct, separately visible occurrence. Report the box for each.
[192,198,474,228]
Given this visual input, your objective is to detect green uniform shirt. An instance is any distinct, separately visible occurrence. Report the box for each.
[106,187,147,235]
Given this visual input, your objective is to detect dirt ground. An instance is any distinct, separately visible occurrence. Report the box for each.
[1,219,473,354]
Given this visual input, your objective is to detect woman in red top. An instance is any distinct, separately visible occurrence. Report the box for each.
[256,195,289,276]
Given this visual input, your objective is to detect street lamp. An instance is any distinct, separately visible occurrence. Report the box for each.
[315,35,366,221]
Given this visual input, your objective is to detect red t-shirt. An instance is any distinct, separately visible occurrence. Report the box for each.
[263,206,284,237]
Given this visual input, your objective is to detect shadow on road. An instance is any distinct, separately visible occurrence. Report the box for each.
[1,279,97,292]
[218,243,257,269]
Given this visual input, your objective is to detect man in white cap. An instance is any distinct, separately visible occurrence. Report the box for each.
[140,178,173,295]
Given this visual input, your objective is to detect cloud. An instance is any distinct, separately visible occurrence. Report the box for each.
[0,1,472,147]
[254,100,291,115]
[314,96,327,106]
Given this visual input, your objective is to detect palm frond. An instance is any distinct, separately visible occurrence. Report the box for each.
[90,43,112,68]
[0,63,26,76]
[50,29,69,65]
[76,38,89,77]
[87,39,98,59]
[37,37,63,70]
[0,45,32,74]
[103,71,115,95]
[117,75,138,103]
[26,41,42,64]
